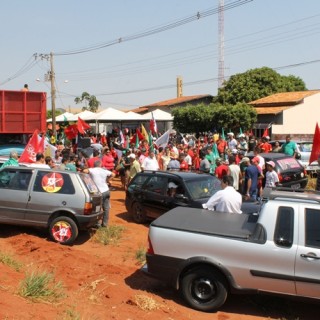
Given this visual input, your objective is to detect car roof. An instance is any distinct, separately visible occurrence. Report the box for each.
[138,170,216,181]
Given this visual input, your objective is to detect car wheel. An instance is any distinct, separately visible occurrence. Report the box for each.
[181,267,228,312]
[132,202,147,224]
[49,216,78,245]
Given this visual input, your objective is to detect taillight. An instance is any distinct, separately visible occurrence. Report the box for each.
[147,235,154,254]
[84,202,93,215]
[278,172,283,182]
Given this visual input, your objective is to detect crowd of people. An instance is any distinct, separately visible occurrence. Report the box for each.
[2,128,300,223]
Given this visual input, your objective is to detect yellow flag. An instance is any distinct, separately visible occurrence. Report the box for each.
[141,124,149,142]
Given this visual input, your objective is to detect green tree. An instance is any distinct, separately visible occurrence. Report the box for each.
[172,103,257,134]
[215,67,307,105]
[46,109,62,119]
[74,92,101,112]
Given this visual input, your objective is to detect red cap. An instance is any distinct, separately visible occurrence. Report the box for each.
[252,156,260,164]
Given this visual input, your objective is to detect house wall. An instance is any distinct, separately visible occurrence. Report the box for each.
[271,93,320,140]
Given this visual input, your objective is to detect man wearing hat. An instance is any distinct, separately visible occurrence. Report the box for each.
[168,181,178,197]
[127,153,141,187]
[227,132,238,151]
[265,161,279,188]
[244,156,263,201]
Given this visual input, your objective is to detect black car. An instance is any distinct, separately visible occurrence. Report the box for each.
[247,152,308,189]
[125,170,259,223]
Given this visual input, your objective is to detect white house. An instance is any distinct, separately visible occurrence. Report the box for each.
[249,90,320,140]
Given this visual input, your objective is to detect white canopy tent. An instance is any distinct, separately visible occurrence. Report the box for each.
[68,110,95,121]
[87,107,127,121]
[46,112,75,123]
[140,109,173,121]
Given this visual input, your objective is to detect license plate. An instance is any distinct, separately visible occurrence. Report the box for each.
[291,183,300,190]
[96,205,101,212]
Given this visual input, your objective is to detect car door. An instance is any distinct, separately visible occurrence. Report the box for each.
[140,175,169,219]
[295,206,320,298]
[0,168,32,222]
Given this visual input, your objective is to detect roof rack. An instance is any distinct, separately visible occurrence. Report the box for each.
[263,187,320,204]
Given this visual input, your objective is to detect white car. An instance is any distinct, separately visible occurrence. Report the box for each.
[296,141,320,174]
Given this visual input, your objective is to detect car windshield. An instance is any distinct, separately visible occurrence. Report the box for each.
[185,176,221,199]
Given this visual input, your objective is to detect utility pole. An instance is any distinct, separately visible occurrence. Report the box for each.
[218,0,225,88]
[50,52,57,138]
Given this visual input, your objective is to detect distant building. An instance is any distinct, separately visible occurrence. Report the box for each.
[249,90,320,140]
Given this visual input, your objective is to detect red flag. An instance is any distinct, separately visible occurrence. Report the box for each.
[150,112,157,134]
[19,130,41,163]
[77,117,91,134]
[309,122,320,165]
[136,128,144,140]
[262,127,269,138]
[64,124,78,140]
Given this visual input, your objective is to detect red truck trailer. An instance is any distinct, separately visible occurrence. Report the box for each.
[0,90,47,145]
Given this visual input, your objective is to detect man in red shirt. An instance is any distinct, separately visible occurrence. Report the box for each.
[217,135,227,159]
[260,136,272,153]
[215,158,228,180]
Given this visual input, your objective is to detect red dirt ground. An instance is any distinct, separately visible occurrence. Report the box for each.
[0,177,318,320]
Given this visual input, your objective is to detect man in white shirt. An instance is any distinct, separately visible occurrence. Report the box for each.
[202,175,242,214]
[86,160,115,227]
[141,150,159,171]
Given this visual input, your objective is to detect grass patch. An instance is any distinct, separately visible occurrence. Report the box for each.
[62,307,81,320]
[135,246,146,265]
[134,294,160,311]
[0,251,23,272]
[93,225,125,245]
[18,270,65,302]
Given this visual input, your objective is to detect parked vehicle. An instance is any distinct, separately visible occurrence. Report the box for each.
[296,141,319,174]
[125,171,260,223]
[247,152,308,189]
[143,188,320,312]
[0,166,102,245]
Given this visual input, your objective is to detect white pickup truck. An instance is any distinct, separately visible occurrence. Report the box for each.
[143,189,320,312]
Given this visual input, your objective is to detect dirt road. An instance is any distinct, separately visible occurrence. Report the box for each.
[0,177,318,319]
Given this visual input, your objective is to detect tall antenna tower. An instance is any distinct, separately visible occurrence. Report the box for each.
[218,0,225,88]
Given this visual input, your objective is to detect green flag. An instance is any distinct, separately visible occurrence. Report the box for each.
[148,131,154,152]
[135,133,139,148]
[239,127,243,135]
[212,143,219,158]
[221,128,225,140]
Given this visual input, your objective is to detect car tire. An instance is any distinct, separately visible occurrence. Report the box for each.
[131,202,147,224]
[181,266,228,312]
[49,216,78,245]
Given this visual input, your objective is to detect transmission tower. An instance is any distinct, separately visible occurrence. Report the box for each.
[218,0,225,88]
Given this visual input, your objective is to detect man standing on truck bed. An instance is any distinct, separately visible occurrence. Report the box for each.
[202,175,242,214]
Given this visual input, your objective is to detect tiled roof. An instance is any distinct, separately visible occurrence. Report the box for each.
[129,95,213,114]
[144,94,212,107]
[249,90,320,106]
[255,106,291,115]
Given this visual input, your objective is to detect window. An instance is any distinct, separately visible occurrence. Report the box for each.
[0,169,32,190]
[305,209,320,248]
[143,176,167,195]
[274,206,294,247]
[33,171,75,194]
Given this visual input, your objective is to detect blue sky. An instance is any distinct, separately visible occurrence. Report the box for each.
[1,0,320,111]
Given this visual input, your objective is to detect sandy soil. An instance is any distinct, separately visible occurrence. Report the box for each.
[0,177,318,320]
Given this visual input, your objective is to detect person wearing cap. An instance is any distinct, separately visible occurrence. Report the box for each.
[127,153,141,187]
[265,161,279,188]
[244,156,263,201]
[1,150,19,168]
[227,155,241,191]
[215,158,228,180]
[202,175,242,214]
[167,181,178,197]
[237,134,248,155]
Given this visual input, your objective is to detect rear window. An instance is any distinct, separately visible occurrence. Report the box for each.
[276,158,301,171]
[298,143,312,152]
[80,174,100,195]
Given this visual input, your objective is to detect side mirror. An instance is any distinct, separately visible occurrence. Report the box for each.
[295,153,301,160]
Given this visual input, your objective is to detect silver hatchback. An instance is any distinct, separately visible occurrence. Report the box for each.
[0,166,102,244]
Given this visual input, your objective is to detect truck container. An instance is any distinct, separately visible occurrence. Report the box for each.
[0,90,47,145]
